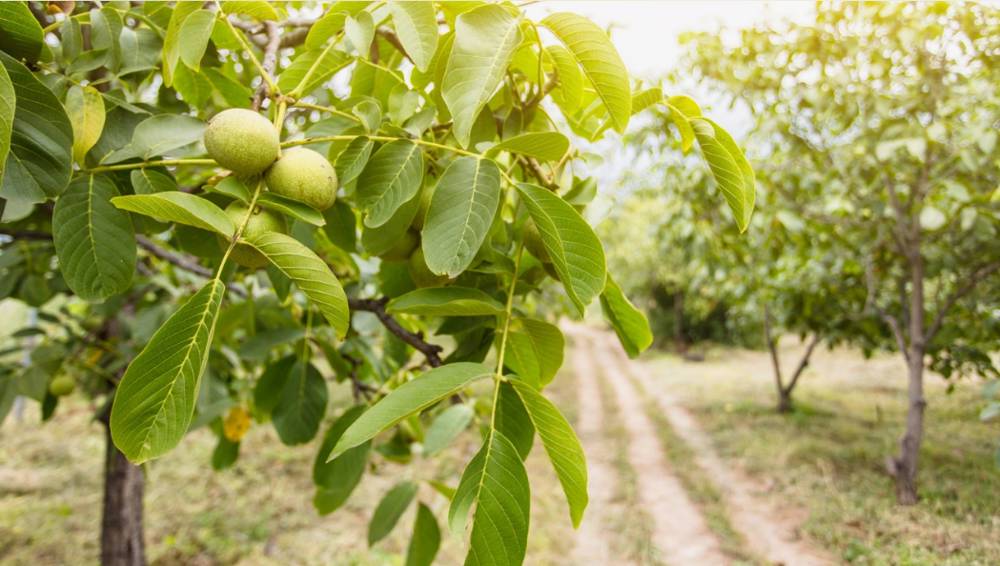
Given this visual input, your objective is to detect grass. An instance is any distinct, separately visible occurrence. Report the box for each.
[0,377,578,565]
[643,341,1000,565]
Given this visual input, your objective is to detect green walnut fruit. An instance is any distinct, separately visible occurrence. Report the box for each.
[381,229,419,261]
[409,247,449,288]
[218,202,288,269]
[411,184,435,230]
[49,375,75,396]
[523,219,551,264]
[265,147,338,211]
[204,109,280,175]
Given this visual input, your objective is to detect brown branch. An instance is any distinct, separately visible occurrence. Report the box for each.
[376,27,414,66]
[784,334,821,394]
[924,260,1000,344]
[348,297,443,367]
[865,258,910,362]
[135,236,247,298]
[252,21,282,110]
[519,156,559,190]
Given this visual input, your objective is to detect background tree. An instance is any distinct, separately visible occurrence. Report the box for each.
[0,2,753,565]
[682,0,1000,503]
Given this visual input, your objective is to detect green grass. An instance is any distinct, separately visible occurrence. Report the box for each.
[644,342,1000,566]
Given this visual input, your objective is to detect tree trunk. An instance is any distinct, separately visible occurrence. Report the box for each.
[891,357,925,505]
[891,237,926,505]
[776,388,794,413]
[101,421,147,566]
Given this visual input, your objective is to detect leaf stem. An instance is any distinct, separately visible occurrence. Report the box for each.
[489,240,525,429]
[215,179,265,279]
[84,158,218,173]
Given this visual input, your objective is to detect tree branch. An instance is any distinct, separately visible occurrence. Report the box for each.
[252,21,282,110]
[376,27,414,66]
[348,297,443,367]
[924,260,1000,344]
[785,334,821,394]
[865,258,910,362]
[135,236,247,298]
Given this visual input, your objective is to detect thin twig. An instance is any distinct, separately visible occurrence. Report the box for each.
[135,236,247,298]
[348,297,443,367]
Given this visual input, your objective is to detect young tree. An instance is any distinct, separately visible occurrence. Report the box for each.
[683,1,1000,503]
[0,2,753,564]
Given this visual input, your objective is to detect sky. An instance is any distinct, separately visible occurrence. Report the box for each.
[525,1,815,79]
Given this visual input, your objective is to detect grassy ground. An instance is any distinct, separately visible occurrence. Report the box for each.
[644,340,1000,565]
[0,376,577,565]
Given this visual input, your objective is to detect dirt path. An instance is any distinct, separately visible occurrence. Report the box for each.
[568,329,625,566]
[597,330,836,566]
[569,325,729,565]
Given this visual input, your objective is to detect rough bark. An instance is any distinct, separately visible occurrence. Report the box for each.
[100,419,147,566]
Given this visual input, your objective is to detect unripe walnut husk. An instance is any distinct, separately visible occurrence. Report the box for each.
[265,147,338,211]
[381,228,419,261]
[204,109,280,176]
[49,375,75,396]
[408,247,450,288]
[218,202,288,269]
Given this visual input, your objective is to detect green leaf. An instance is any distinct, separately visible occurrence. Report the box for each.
[600,275,652,358]
[178,9,217,71]
[111,280,226,463]
[387,287,505,317]
[258,192,326,226]
[313,405,369,491]
[357,140,424,228]
[273,361,328,445]
[0,2,43,62]
[335,135,374,186]
[421,157,501,277]
[324,200,357,252]
[112,192,235,236]
[330,362,492,459]
[221,0,279,21]
[405,503,441,566]
[66,85,106,163]
[449,430,530,565]
[486,132,569,162]
[542,13,631,133]
[389,1,439,72]
[361,189,420,256]
[423,404,475,456]
[369,481,418,546]
[442,5,521,147]
[243,231,350,338]
[345,11,375,55]
[281,46,351,98]
[0,62,12,183]
[53,175,136,301]
[691,117,755,231]
[668,94,701,118]
[495,381,534,460]
[545,45,583,114]
[0,52,73,219]
[253,356,296,415]
[161,2,201,86]
[120,28,162,76]
[130,168,176,195]
[666,103,695,153]
[516,183,606,316]
[131,114,207,160]
[306,3,371,49]
[504,318,564,388]
[510,379,587,527]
